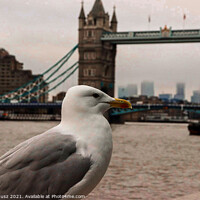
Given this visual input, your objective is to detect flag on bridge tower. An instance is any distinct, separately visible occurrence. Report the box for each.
[183,13,186,29]
[183,14,186,20]
[148,15,151,30]
[148,15,151,23]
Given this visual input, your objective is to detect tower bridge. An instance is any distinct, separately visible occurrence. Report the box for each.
[78,0,200,97]
[2,0,200,119]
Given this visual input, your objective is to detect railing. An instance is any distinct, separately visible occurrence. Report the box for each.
[101,29,200,44]
[0,103,200,109]
[0,102,62,108]
[110,104,200,116]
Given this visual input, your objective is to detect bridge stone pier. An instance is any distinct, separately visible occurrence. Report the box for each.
[78,0,117,96]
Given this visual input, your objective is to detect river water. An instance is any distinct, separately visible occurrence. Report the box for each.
[0,121,200,200]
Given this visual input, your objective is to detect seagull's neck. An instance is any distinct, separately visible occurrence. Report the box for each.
[61,109,98,124]
[59,112,112,148]
[60,111,107,131]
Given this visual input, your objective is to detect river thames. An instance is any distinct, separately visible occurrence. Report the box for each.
[0,121,200,200]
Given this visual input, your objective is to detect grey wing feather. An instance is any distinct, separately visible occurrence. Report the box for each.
[0,131,92,197]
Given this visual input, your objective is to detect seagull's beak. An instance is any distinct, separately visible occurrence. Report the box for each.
[109,98,132,109]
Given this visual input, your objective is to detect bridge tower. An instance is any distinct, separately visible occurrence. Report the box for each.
[78,0,117,96]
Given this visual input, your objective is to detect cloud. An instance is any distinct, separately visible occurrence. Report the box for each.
[1,0,200,99]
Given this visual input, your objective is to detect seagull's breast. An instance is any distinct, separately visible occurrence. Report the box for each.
[60,114,113,196]
[60,114,112,160]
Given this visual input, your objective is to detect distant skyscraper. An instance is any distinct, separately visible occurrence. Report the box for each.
[118,86,128,98]
[118,84,138,98]
[174,83,185,100]
[159,94,172,101]
[141,81,154,97]
[127,84,138,97]
[191,90,200,103]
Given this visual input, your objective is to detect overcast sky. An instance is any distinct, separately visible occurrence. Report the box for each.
[1,0,200,99]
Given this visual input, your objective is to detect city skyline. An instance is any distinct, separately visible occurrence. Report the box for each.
[1,0,200,99]
[119,81,200,102]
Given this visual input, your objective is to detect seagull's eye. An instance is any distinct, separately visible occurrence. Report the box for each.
[92,93,100,98]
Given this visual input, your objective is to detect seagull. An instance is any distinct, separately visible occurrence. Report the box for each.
[0,85,132,199]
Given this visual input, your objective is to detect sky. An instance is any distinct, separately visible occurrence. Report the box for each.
[1,0,200,99]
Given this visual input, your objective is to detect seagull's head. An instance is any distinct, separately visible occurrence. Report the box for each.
[62,85,132,118]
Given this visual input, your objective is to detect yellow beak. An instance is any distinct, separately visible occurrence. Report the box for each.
[109,98,132,109]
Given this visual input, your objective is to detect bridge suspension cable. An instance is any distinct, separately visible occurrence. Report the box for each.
[38,64,79,97]
[9,61,79,102]
[0,44,78,103]
[27,62,79,100]
[44,45,78,81]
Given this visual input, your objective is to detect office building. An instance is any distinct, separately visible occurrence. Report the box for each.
[191,90,200,103]
[174,83,185,101]
[141,81,154,97]
[127,84,138,97]
[159,94,172,101]
[118,84,138,98]
[118,86,128,98]
[53,92,66,103]
[0,48,48,102]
